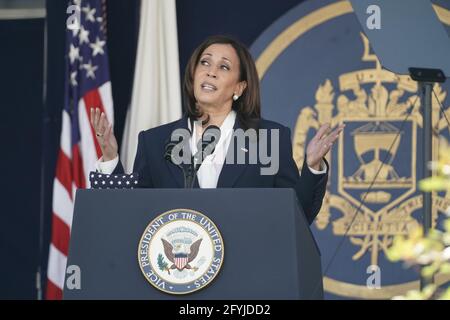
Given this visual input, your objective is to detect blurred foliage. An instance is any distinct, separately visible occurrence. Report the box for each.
[387,145,450,300]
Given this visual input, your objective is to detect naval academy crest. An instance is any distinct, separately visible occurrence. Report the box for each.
[138,209,224,294]
[251,0,450,299]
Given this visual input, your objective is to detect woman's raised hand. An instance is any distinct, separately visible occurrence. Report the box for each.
[90,107,118,161]
[306,123,345,170]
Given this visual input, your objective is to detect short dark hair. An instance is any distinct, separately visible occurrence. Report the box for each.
[183,35,261,130]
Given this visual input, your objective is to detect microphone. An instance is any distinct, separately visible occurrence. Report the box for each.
[164,136,193,188]
[193,125,221,166]
[190,125,221,187]
[164,125,221,188]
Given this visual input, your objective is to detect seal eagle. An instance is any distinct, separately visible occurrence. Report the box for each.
[161,238,202,271]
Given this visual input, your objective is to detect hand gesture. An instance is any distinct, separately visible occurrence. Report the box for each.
[306,123,345,170]
[90,107,118,162]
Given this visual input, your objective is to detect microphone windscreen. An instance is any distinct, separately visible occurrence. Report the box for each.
[200,125,221,150]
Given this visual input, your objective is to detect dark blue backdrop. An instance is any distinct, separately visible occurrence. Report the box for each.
[0,0,304,299]
[0,18,44,300]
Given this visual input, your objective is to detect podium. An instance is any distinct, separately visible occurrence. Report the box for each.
[63,188,323,299]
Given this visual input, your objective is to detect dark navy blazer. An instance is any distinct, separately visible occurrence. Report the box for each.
[113,116,328,224]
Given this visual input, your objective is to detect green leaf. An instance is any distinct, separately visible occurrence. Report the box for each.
[421,265,437,279]
[421,284,437,299]
[438,287,450,300]
[157,253,168,271]
[439,262,450,274]
[419,177,450,192]
[444,219,450,233]
[404,290,425,300]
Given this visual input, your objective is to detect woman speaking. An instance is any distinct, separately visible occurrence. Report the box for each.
[90,35,344,225]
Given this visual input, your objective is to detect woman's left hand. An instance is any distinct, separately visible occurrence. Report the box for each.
[306,123,345,170]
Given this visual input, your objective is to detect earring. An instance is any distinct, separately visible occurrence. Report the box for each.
[233,94,239,101]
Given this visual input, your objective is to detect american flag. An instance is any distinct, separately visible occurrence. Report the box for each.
[46,0,114,299]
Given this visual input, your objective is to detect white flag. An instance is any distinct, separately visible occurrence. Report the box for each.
[121,0,182,172]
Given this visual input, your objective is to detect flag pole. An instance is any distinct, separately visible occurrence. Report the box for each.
[37,6,49,301]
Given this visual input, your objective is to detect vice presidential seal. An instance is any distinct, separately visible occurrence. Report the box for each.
[138,209,224,295]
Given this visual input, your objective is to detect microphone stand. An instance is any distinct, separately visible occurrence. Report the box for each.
[166,125,221,189]
[410,67,446,289]
[188,125,221,188]
[189,154,203,189]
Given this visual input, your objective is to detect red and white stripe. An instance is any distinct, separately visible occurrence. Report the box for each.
[46,83,113,299]
[175,257,189,270]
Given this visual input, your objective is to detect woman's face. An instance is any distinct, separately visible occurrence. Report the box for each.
[193,43,246,112]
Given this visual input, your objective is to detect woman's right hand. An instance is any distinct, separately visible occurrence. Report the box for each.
[90,107,118,162]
